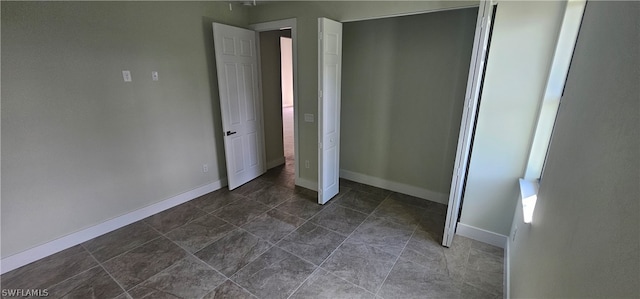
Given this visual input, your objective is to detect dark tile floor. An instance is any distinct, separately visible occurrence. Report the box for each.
[1,164,504,299]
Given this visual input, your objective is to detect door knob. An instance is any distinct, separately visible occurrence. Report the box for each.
[226,131,237,136]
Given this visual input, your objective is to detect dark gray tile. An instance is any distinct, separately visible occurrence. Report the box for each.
[82,221,160,262]
[346,216,415,257]
[194,229,271,276]
[339,179,391,198]
[444,236,473,282]
[46,266,123,299]
[232,178,270,196]
[242,209,306,243]
[102,237,186,290]
[400,229,448,275]
[471,240,504,258]
[333,189,385,214]
[276,192,326,220]
[291,268,373,299]
[371,198,425,226]
[416,209,446,241]
[378,258,461,299]
[231,247,316,299]
[113,292,132,299]
[464,269,503,297]
[202,280,256,299]
[0,245,97,290]
[277,222,346,265]
[165,214,235,253]
[212,198,270,226]
[129,256,225,299]
[310,204,368,236]
[191,189,245,213]
[321,242,396,293]
[261,168,296,189]
[461,282,501,299]
[248,185,296,207]
[387,192,438,210]
[467,248,504,274]
[144,202,206,234]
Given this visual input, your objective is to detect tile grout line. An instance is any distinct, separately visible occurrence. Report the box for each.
[310,191,395,293]
[81,244,131,298]
[374,223,419,297]
[139,225,261,299]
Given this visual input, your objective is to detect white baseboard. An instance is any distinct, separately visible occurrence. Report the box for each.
[296,177,318,191]
[505,238,511,298]
[456,222,508,249]
[266,156,286,169]
[0,179,227,275]
[339,169,449,204]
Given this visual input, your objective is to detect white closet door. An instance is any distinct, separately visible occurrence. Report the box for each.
[317,18,342,205]
[443,1,495,247]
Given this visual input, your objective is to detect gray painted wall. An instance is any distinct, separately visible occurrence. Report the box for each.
[340,8,477,197]
[460,1,566,235]
[508,1,640,297]
[1,2,249,257]
[259,30,285,167]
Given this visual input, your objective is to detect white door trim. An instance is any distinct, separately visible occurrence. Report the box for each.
[250,19,301,187]
[443,0,495,247]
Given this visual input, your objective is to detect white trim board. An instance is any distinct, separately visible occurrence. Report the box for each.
[0,179,227,275]
[266,156,286,169]
[455,222,508,249]
[339,169,449,204]
[505,238,511,298]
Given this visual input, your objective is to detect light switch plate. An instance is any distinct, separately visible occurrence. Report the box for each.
[304,113,314,122]
[122,70,132,82]
[152,71,159,81]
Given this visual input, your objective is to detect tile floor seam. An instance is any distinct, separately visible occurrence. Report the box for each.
[315,207,378,272]
[90,235,164,266]
[238,225,322,269]
[83,249,130,298]
[166,215,243,254]
[324,201,371,217]
[129,225,262,299]
[373,224,419,297]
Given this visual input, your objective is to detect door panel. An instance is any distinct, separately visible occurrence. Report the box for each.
[318,18,342,205]
[443,1,494,247]
[213,23,266,190]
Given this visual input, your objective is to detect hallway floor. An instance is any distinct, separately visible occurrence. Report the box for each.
[1,163,504,299]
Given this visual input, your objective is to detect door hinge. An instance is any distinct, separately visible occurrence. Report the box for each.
[467,98,472,108]
[319,32,323,40]
[319,90,323,98]
[319,142,323,149]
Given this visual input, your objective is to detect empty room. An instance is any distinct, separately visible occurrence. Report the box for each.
[1,1,638,298]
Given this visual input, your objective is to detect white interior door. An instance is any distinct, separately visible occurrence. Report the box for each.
[443,0,494,247]
[318,18,342,204]
[212,23,266,190]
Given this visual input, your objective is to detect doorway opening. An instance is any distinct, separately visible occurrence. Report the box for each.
[252,19,301,188]
[280,34,295,173]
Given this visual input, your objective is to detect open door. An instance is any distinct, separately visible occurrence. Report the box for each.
[317,18,342,204]
[443,0,495,247]
[212,23,266,190]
